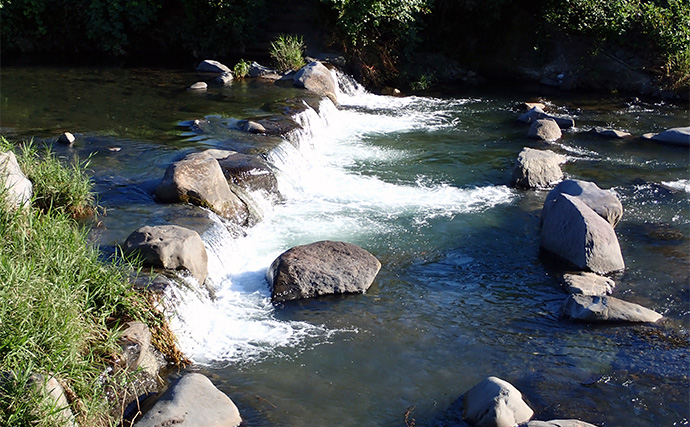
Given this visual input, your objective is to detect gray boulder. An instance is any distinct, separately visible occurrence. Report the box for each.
[543,180,623,227]
[118,321,163,378]
[124,225,208,285]
[562,271,615,296]
[266,240,381,302]
[134,373,241,427]
[642,126,690,147]
[528,119,562,141]
[155,151,249,225]
[188,82,207,91]
[463,376,534,427]
[521,420,598,427]
[196,59,231,73]
[293,61,338,105]
[214,71,234,85]
[239,119,267,134]
[249,61,279,78]
[563,294,663,323]
[517,106,575,129]
[217,153,278,195]
[512,147,566,189]
[0,151,32,209]
[541,194,624,274]
[589,127,631,139]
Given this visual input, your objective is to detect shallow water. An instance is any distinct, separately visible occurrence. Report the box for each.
[1,67,688,426]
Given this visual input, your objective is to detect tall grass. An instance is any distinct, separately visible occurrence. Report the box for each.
[0,137,180,426]
[270,34,306,72]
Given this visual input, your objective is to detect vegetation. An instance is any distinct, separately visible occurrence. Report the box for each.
[269,34,306,72]
[0,137,180,426]
[233,59,252,78]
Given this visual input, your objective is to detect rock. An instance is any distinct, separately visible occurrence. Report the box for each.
[528,119,563,141]
[239,120,266,134]
[521,102,546,111]
[0,151,32,209]
[293,61,338,105]
[642,126,690,147]
[196,59,231,73]
[118,321,163,378]
[463,376,534,427]
[543,179,623,227]
[381,87,402,96]
[217,153,278,195]
[123,225,208,285]
[589,127,631,139]
[562,271,615,296]
[189,81,207,91]
[155,151,249,225]
[30,374,77,427]
[563,294,663,323]
[517,106,575,129]
[135,373,241,427]
[57,131,76,146]
[266,240,381,302]
[249,61,279,78]
[521,420,598,427]
[541,194,625,275]
[214,71,234,85]
[511,147,566,189]
[316,52,347,68]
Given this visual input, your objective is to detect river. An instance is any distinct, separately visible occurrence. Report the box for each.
[1,66,688,426]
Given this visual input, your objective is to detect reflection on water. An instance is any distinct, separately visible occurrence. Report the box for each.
[1,67,688,426]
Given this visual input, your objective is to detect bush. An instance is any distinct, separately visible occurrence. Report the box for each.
[270,34,306,72]
[233,59,252,78]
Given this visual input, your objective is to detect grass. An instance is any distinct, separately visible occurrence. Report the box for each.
[270,34,306,73]
[0,136,183,426]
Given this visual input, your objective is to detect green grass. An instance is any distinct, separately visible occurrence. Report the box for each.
[0,137,181,426]
[270,34,306,73]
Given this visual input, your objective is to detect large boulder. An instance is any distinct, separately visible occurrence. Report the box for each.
[0,151,32,209]
[155,151,249,225]
[528,119,562,141]
[521,420,598,427]
[217,153,279,195]
[562,271,615,296]
[463,376,534,427]
[563,294,663,323]
[134,373,241,427]
[517,106,575,129]
[196,59,231,73]
[642,126,690,147]
[543,180,623,227]
[293,61,338,105]
[511,148,566,189]
[541,194,625,274]
[266,241,381,302]
[124,225,208,285]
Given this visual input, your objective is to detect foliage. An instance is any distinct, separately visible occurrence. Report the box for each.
[233,59,252,78]
[270,34,306,72]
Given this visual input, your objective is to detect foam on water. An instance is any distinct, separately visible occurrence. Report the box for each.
[170,82,515,364]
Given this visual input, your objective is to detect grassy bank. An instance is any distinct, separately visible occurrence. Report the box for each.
[0,138,180,426]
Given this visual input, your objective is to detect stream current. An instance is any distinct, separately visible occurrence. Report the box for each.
[1,66,688,426]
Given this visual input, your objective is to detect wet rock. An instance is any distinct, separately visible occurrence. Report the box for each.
[541,194,625,275]
[528,118,562,141]
[57,131,76,146]
[123,225,208,285]
[196,59,231,73]
[642,126,690,147]
[563,294,663,323]
[135,373,241,427]
[249,61,279,78]
[217,153,278,195]
[29,374,77,427]
[293,61,338,105]
[521,102,547,111]
[189,81,207,91]
[381,87,402,96]
[463,376,534,427]
[155,151,249,225]
[521,420,598,427]
[511,147,566,189]
[543,179,623,227]
[118,321,163,378]
[0,151,32,209]
[267,240,381,302]
[589,127,631,139]
[214,71,234,85]
[562,271,615,296]
[518,106,575,129]
[239,119,267,134]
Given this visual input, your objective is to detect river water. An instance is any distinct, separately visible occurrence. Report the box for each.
[1,67,688,426]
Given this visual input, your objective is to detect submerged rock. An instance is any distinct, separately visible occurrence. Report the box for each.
[0,151,32,210]
[528,118,562,141]
[543,180,623,227]
[562,271,615,296]
[57,131,76,146]
[239,119,267,134]
[517,106,575,129]
[463,376,534,427]
[293,61,338,105]
[642,126,690,147]
[541,194,625,274]
[135,373,241,427]
[589,127,631,139]
[189,81,207,91]
[123,225,208,285]
[511,147,566,189]
[563,294,663,323]
[521,420,598,427]
[266,240,381,302]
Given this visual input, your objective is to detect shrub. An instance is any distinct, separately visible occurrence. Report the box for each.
[270,34,306,72]
[233,59,252,78]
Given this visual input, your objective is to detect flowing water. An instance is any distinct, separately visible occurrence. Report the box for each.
[1,66,688,426]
